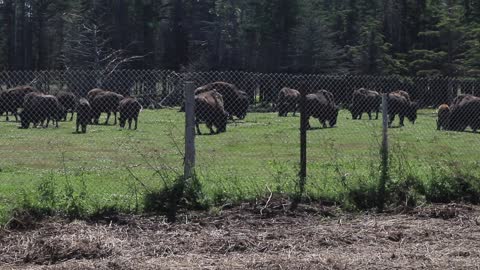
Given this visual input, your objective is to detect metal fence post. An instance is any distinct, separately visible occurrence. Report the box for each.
[184,81,196,179]
[378,93,389,212]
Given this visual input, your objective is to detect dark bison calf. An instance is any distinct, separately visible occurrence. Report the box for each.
[91,91,124,125]
[387,93,418,127]
[305,89,339,129]
[20,92,64,128]
[350,88,381,120]
[119,97,142,130]
[195,90,229,135]
[76,98,92,133]
[277,87,300,117]
[437,104,450,130]
[56,92,78,121]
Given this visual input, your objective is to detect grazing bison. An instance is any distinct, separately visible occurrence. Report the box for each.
[195,82,249,120]
[1,85,37,121]
[76,98,92,133]
[448,95,480,132]
[304,89,339,129]
[350,88,381,120]
[20,93,64,128]
[87,88,107,101]
[91,91,124,125]
[387,92,418,127]
[119,97,142,130]
[56,92,77,121]
[437,104,450,130]
[277,87,300,117]
[195,90,229,135]
[392,90,411,101]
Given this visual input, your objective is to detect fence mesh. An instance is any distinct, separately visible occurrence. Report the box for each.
[0,70,479,215]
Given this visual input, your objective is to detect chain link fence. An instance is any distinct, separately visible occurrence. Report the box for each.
[0,70,479,214]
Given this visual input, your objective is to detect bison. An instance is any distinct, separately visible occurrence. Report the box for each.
[350,88,381,120]
[304,89,339,129]
[87,88,107,101]
[76,98,92,133]
[1,85,37,121]
[56,92,78,121]
[448,95,480,132]
[195,90,229,135]
[119,97,142,130]
[20,92,64,129]
[387,92,418,127]
[437,104,450,130]
[277,87,300,117]
[195,82,249,120]
[91,91,124,125]
[392,90,411,101]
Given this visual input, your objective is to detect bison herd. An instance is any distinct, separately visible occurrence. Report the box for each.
[1,81,479,135]
[0,86,142,133]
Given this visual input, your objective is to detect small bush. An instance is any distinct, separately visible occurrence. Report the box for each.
[386,175,425,208]
[426,173,480,204]
[143,174,207,216]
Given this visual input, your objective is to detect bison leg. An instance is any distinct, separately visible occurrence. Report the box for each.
[82,124,87,133]
[70,112,74,121]
[104,112,111,125]
[128,118,132,129]
[134,117,138,130]
[367,111,372,120]
[195,121,202,135]
[399,115,405,126]
[388,114,395,127]
[113,112,117,125]
[375,110,379,120]
[76,121,80,133]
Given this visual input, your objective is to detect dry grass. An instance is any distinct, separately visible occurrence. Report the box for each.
[1,202,480,270]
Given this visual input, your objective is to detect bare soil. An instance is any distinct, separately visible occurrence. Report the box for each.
[1,201,480,270]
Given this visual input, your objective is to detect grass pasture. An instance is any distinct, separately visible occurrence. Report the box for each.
[0,108,479,221]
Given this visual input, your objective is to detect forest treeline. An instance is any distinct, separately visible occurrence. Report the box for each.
[1,0,480,77]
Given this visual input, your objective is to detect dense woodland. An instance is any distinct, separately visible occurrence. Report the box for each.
[1,0,480,77]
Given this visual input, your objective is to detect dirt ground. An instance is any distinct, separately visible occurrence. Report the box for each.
[1,200,480,270]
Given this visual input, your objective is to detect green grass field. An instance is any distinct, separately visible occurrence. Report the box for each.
[0,108,479,220]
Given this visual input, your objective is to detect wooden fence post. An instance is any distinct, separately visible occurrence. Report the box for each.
[184,81,196,180]
[378,93,389,212]
[292,81,307,210]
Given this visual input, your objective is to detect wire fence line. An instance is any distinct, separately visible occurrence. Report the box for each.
[0,69,479,212]
[1,69,480,107]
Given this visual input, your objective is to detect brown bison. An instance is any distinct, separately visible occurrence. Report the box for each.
[437,104,450,130]
[350,88,381,120]
[195,90,229,135]
[119,97,142,130]
[392,90,411,101]
[277,87,300,117]
[20,92,64,128]
[91,91,124,125]
[1,85,37,121]
[87,88,107,101]
[76,98,92,133]
[304,89,339,129]
[56,92,78,121]
[448,95,480,132]
[195,82,249,120]
[387,92,418,127]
